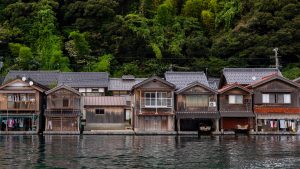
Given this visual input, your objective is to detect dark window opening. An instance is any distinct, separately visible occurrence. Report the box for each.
[95,109,105,115]
[63,98,69,107]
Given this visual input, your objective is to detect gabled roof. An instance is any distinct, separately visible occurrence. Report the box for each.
[165,71,209,89]
[218,83,252,94]
[4,70,60,87]
[109,76,146,91]
[208,77,220,90]
[45,84,81,95]
[58,72,109,88]
[221,68,282,85]
[0,78,48,92]
[247,74,300,88]
[84,96,127,106]
[293,76,300,83]
[176,81,217,94]
[132,76,175,89]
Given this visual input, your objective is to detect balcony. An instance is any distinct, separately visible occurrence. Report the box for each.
[2,101,37,110]
[177,102,217,112]
[138,98,173,109]
[45,109,81,117]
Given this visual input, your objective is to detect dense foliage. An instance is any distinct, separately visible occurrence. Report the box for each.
[0,0,299,78]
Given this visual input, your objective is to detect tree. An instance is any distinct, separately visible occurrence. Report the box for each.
[91,54,113,72]
[65,31,91,71]
[30,0,70,71]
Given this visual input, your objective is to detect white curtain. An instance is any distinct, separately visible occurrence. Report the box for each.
[284,94,291,103]
[262,94,269,103]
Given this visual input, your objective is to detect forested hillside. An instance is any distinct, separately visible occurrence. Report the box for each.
[0,0,299,78]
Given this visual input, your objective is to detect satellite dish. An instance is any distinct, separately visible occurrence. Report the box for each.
[29,81,33,86]
[252,76,256,80]
[22,77,27,81]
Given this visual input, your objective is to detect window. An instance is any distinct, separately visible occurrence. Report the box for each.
[92,88,99,92]
[229,95,243,104]
[262,93,291,104]
[144,92,168,107]
[63,98,69,107]
[95,109,105,115]
[284,94,291,103]
[186,95,209,107]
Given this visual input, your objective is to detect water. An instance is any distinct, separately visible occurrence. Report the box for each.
[0,135,299,169]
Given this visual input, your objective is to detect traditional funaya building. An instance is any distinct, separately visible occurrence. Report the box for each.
[165,71,219,133]
[108,75,146,129]
[0,77,48,133]
[218,83,255,133]
[132,76,175,132]
[45,85,81,132]
[248,74,300,133]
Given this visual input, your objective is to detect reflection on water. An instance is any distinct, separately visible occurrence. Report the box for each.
[0,135,299,169]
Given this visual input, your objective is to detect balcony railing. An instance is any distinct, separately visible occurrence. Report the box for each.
[45,109,81,117]
[140,98,173,108]
[6,101,37,110]
[177,102,217,112]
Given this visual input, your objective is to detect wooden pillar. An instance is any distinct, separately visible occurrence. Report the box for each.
[61,109,63,131]
[45,117,48,131]
[220,118,223,133]
[255,117,258,132]
[177,119,180,131]
[139,90,142,114]
[215,119,219,132]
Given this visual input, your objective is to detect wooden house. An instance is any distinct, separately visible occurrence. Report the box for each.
[83,96,128,130]
[175,82,219,132]
[165,71,219,132]
[108,75,146,127]
[218,83,255,132]
[57,72,110,130]
[0,77,47,133]
[58,72,109,96]
[45,85,81,131]
[248,75,300,133]
[132,76,175,131]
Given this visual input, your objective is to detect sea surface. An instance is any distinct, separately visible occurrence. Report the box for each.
[0,135,299,169]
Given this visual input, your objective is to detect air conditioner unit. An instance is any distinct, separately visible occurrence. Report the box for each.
[209,102,216,107]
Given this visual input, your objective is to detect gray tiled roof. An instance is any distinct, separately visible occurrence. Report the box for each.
[109,77,146,91]
[4,70,60,87]
[223,68,282,85]
[165,71,209,89]
[84,96,127,106]
[58,72,109,88]
[208,77,220,90]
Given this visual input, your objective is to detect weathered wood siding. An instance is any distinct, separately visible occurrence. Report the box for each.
[47,89,80,110]
[219,89,252,112]
[253,80,299,107]
[176,85,217,112]
[86,107,125,123]
[133,78,175,131]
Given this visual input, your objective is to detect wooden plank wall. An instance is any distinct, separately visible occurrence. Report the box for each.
[86,107,125,123]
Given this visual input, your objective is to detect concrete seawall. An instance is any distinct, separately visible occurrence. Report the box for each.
[1,130,299,135]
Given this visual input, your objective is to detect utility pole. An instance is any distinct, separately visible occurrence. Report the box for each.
[272,48,280,69]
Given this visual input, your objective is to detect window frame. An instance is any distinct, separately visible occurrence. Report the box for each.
[62,98,69,107]
[95,109,105,115]
[262,93,291,104]
[228,95,243,104]
[186,95,209,107]
[144,92,168,108]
